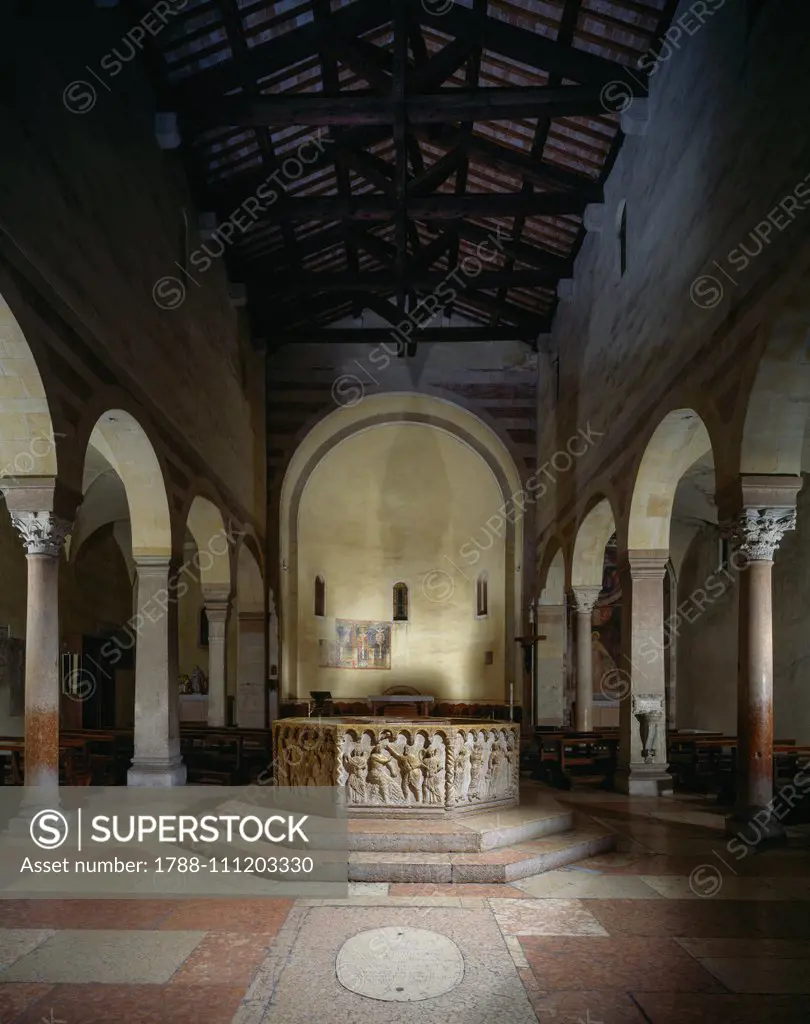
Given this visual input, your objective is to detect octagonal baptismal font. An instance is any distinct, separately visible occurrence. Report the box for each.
[272,718,520,816]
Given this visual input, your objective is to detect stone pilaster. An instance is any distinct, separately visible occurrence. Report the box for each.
[237,611,266,728]
[724,504,797,836]
[571,586,600,733]
[534,596,566,726]
[615,550,672,796]
[10,511,71,789]
[128,557,186,787]
[203,590,230,728]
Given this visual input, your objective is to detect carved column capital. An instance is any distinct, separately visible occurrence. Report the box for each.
[11,511,72,557]
[723,507,797,562]
[570,585,601,614]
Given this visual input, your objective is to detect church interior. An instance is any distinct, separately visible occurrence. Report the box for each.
[1,0,810,1021]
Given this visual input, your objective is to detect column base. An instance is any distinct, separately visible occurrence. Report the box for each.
[724,806,788,846]
[128,758,187,788]
[614,763,674,797]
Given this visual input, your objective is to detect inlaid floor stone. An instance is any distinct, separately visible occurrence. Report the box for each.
[253,905,536,1023]
[336,926,465,1001]
[0,930,54,972]
[514,869,663,900]
[489,898,609,936]
[0,929,206,985]
[697,956,810,994]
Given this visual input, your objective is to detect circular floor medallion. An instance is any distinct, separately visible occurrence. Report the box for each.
[336,926,464,1002]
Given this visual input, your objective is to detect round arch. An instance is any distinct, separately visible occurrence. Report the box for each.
[0,290,58,480]
[537,540,566,604]
[185,494,231,590]
[627,408,716,551]
[81,409,172,557]
[572,496,618,588]
[738,302,810,477]
[279,392,524,698]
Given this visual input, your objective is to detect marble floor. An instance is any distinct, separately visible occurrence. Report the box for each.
[1,786,809,1023]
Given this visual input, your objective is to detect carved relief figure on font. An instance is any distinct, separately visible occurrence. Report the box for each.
[386,738,425,803]
[422,743,446,805]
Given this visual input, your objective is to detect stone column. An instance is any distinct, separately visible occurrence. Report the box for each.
[203,590,230,727]
[726,506,796,834]
[615,551,672,796]
[571,586,600,732]
[237,611,266,728]
[9,511,71,788]
[128,557,186,786]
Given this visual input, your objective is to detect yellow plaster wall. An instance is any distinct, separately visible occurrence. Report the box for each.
[296,423,506,700]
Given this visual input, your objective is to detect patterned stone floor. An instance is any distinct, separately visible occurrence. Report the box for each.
[1,786,809,1023]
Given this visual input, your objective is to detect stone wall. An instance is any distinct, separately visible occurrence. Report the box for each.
[535,1,810,733]
[536,0,810,553]
[0,5,265,529]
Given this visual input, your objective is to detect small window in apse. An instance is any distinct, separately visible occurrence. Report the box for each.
[393,582,409,622]
[476,573,488,617]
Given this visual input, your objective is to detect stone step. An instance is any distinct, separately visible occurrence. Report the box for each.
[348,803,574,853]
[348,827,616,884]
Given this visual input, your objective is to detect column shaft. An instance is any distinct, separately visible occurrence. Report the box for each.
[725,502,797,828]
[571,586,600,733]
[738,560,774,809]
[24,553,61,787]
[128,557,186,787]
[9,510,71,791]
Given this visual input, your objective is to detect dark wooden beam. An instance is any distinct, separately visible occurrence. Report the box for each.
[414,0,649,92]
[257,267,562,292]
[272,326,544,343]
[255,192,590,222]
[313,0,355,286]
[203,124,391,212]
[181,85,616,129]
[168,0,387,106]
[333,141,396,194]
[392,0,408,316]
[453,221,572,275]
[406,145,465,197]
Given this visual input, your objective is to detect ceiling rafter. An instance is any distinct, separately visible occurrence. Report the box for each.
[141,0,676,346]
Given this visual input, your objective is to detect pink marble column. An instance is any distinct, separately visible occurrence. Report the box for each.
[728,507,796,831]
[571,586,600,733]
[9,511,72,789]
[616,551,671,796]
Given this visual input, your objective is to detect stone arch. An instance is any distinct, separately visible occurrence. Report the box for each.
[627,409,716,552]
[537,541,566,603]
[184,494,232,590]
[80,408,172,557]
[738,303,810,477]
[279,392,523,699]
[0,290,58,481]
[572,496,618,588]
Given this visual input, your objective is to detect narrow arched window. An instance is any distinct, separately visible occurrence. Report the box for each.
[617,199,628,277]
[393,582,409,622]
[476,573,488,617]
[314,576,325,617]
